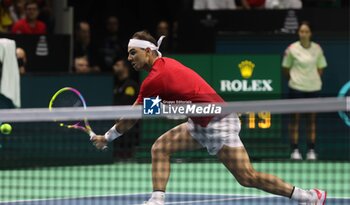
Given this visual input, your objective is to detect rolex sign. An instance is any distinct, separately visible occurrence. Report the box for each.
[212,55,281,96]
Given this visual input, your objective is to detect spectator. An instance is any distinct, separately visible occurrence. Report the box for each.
[112,57,139,159]
[36,0,54,33]
[74,21,100,72]
[16,47,26,74]
[9,0,26,23]
[156,20,172,53]
[282,21,327,160]
[98,16,124,72]
[11,1,47,34]
[0,0,14,33]
[73,56,92,74]
[193,0,250,10]
[113,58,139,105]
[246,0,266,9]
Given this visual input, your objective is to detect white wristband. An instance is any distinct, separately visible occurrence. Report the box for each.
[104,125,122,142]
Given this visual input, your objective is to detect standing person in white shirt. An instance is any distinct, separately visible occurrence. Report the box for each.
[282,21,327,161]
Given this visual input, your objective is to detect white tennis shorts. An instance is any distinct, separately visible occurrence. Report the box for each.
[187,113,244,155]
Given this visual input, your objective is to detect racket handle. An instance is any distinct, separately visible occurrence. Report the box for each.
[88,130,96,139]
[88,130,108,151]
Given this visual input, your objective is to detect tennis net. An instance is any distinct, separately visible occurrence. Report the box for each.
[0,97,349,205]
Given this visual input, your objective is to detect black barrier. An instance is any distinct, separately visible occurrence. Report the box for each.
[177,8,349,53]
[0,34,70,72]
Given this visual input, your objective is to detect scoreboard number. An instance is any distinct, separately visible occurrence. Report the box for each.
[248,112,271,129]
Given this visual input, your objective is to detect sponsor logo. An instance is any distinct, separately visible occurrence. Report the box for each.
[220,60,273,92]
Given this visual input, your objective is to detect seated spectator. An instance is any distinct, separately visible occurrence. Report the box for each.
[16,47,26,74]
[36,0,54,33]
[156,20,172,53]
[74,21,100,72]
[11,1,47,34]
[246,0,266,9]
[193,0,250,10]
[9,0,26,23]
[113,58,139,105]
[73,56,92,74]
[98,16,124,72]
[0,0,14,33]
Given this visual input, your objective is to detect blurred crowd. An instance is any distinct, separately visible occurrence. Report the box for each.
[0,0,347,75]
[71,0,347,74]
[193,0,347,10]
[72,17,174,74]
[0,0,53,34]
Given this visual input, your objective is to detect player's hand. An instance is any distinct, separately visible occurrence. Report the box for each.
[90,135,108,150]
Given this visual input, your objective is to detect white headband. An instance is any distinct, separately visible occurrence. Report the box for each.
[128,35,166,57]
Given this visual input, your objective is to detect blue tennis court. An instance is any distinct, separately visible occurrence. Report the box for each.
[0,193,349,205]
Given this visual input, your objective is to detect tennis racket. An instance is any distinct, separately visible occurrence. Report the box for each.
[48,87,108,150]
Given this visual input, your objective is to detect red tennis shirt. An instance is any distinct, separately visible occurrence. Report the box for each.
[136,57,224,127]
[11,19,47,35]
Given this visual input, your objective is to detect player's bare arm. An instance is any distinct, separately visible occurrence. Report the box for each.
[91,101,139,150]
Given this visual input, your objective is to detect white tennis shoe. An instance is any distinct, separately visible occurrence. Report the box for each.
[306,149,317,160]
[291,149,303,160]
[142,199,164,205]
[142,201,164,205]
[299,189,327,205]
[311,189,327,205]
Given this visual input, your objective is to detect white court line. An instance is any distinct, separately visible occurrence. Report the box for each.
[167,192,350,199]
[1,192,349,204]
[0,193,149,204]
[170,193,350,200]
[166,192,270,197]
[0,192,252,203]
[132,196,276,205]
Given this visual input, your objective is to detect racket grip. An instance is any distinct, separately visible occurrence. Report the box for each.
[88,130,96,139]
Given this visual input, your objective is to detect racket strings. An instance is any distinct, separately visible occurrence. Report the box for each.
[52,91,84,108]
[51,91,86,127]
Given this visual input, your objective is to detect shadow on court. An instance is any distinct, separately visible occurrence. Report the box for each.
[0,193,348,205]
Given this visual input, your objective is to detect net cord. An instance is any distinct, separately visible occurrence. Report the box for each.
[0,97,348,122]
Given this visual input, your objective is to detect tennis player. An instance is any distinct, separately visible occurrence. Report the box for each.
[91,31,327,205]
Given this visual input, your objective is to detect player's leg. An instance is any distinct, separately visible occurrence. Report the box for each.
[145,122,203,205]
[289,113,302,160]
[217,145,293,196]
[217,145,326,204]
[306,112,317,160]
[288,88,302,160]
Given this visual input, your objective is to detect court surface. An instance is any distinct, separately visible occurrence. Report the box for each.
[0,193,349,205]
[1,162,349,205]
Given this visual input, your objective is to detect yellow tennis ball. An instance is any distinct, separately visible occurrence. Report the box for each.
[0,123,12,135]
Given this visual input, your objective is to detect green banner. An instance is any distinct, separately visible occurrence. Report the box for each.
[212,55,281,100]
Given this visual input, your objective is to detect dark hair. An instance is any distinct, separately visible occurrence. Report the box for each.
[299,21,312,31]
[25,1,38,9]
[132,30,157,45]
